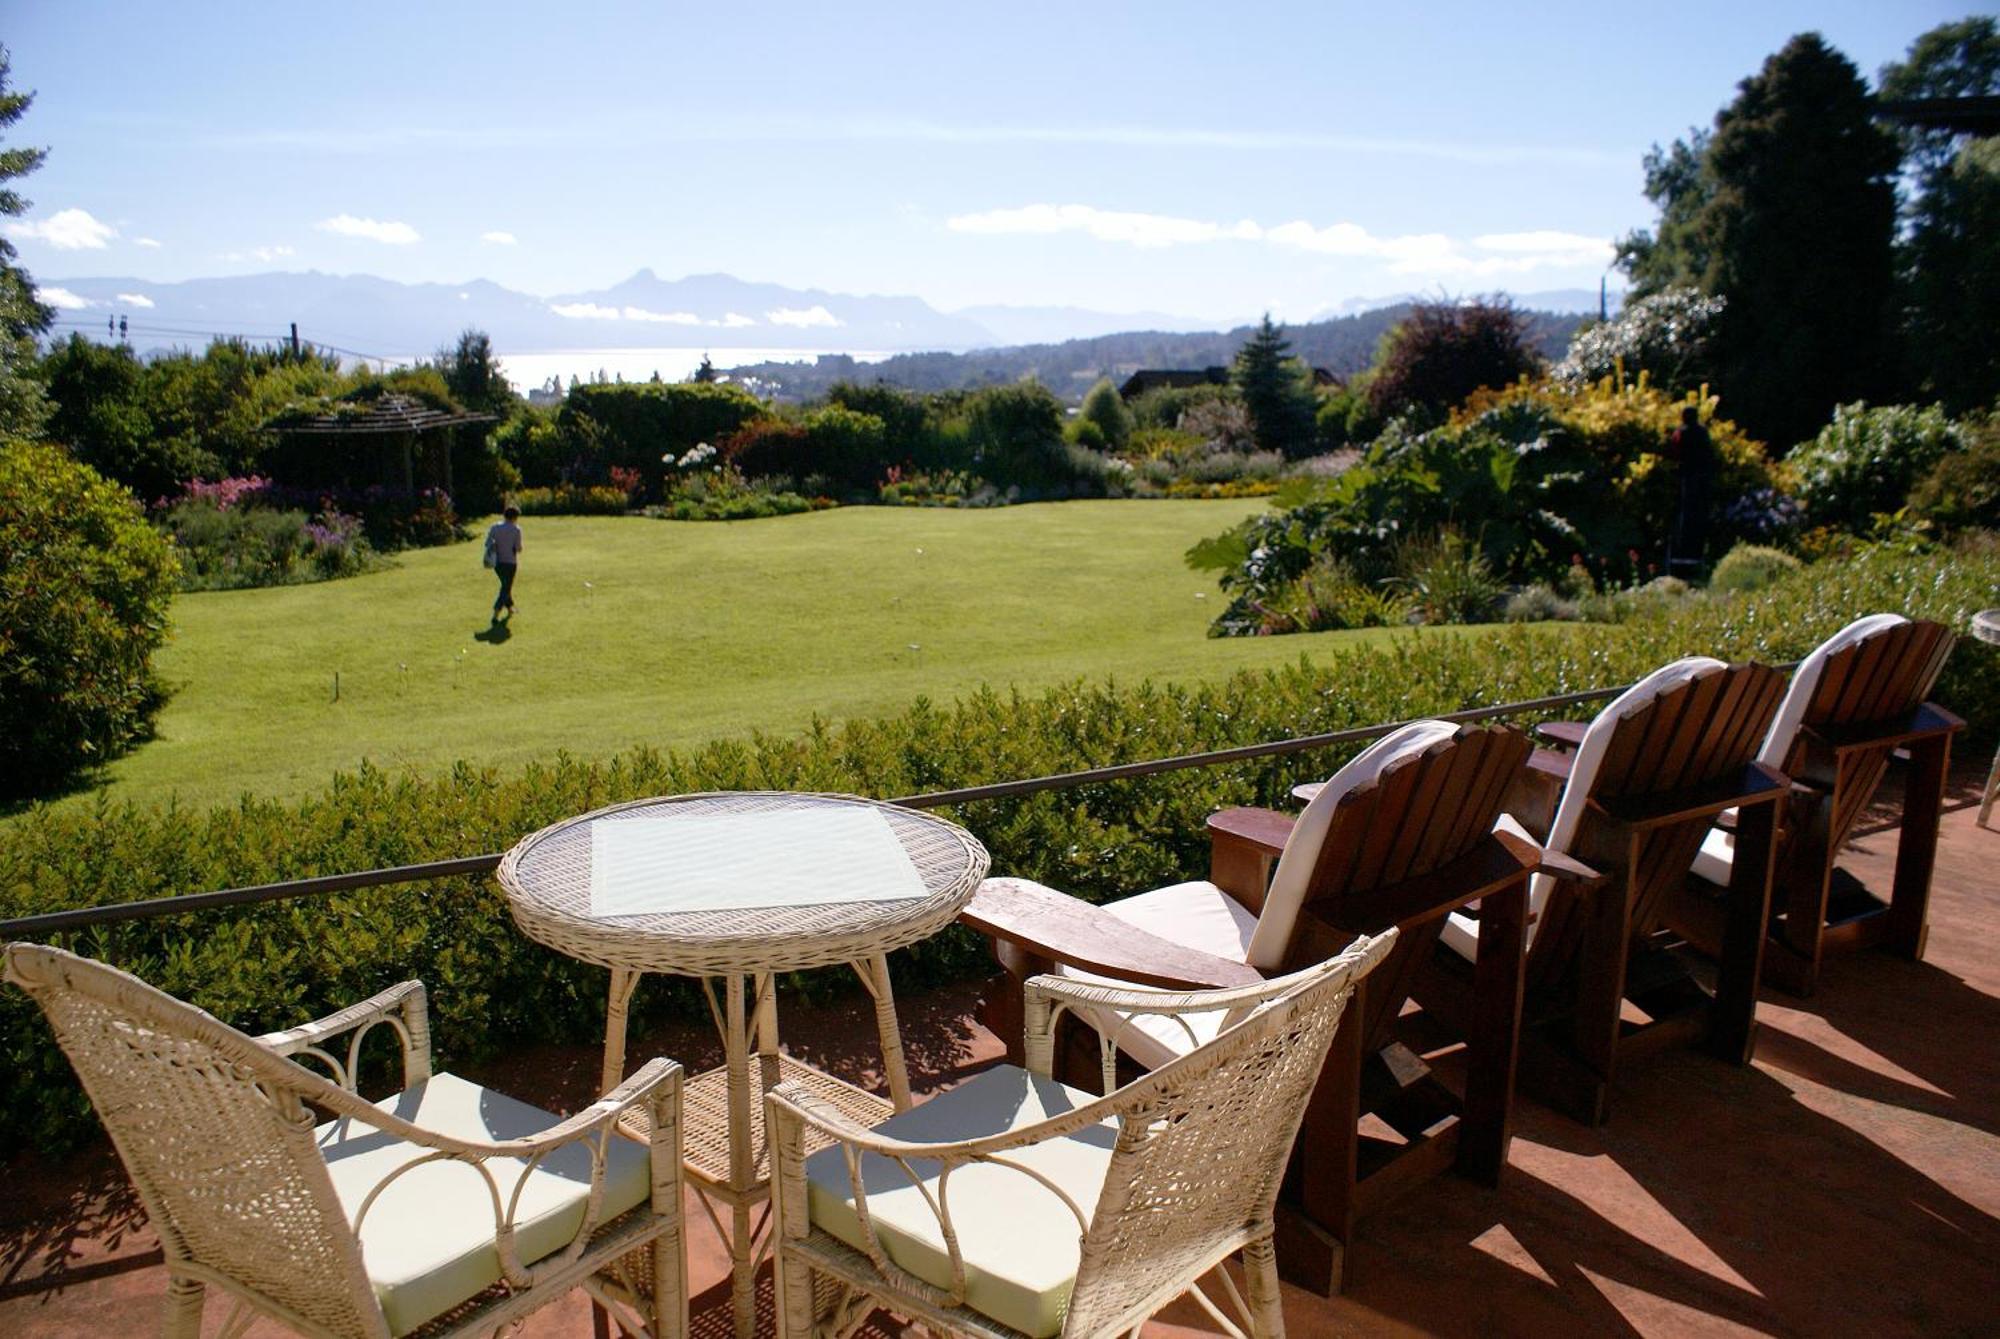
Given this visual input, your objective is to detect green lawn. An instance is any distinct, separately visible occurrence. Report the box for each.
[96,501,1416,811]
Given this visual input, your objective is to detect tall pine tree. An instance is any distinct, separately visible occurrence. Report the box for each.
[0,46,51,439]
[1231,314,1317,458]
[1621,34,1900,449]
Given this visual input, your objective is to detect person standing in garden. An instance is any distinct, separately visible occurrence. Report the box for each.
[1664,405,1715,580]
[485,505,523,617]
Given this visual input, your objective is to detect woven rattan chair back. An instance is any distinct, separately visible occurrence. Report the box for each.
[5,945,391,1339]
[1058,931,1392,1336]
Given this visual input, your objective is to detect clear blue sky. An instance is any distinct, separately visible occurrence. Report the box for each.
[2,2,1978,323]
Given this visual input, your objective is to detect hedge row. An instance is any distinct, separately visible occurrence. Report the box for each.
[4,545,1995,1154]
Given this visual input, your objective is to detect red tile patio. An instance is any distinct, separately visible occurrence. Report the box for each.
[4,776,1997,1337]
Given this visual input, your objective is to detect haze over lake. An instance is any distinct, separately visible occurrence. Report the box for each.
[491,346,894,392]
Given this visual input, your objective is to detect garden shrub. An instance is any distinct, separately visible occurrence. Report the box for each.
[1077,377,1132,449]
[559,382,766,490]
[0,441,178,801]
[1188,374,1777,635]
[1362,297,1545,422]
[1503,584,1580,623]
[1709,542,1803,593]
[1,545,1994,1153]
[1905,412,1999,535]
[1787,401,1964,529]
[158,497,370,590]
[1387,531,1505,625]
[511,484,631,516]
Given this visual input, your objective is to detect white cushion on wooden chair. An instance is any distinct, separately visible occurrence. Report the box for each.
[316,1072,652,1336]
[802,1064,1114,1338]
[1060,879,1259,1068]
[1059,720,1462,1068]
[1694,615,1910,886]
[1441,657,1727,962]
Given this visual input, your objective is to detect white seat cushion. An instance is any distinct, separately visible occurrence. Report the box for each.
[1691,823,1737,887]
[1056,880,1260,1069]
[804,1063,1113,1339]
[316,1072,651,1336]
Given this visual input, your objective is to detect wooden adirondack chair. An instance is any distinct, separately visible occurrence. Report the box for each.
[1419,658,1791,1126]
[1666,616,1961,995]
[962,721,1586,1295]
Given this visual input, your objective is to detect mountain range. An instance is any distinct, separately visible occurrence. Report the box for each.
[41,268,1611,363]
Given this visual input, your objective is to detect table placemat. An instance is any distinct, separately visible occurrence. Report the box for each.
[588,808,929,916]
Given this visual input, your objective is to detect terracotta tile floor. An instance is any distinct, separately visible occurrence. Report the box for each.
[4,774,1998,1337]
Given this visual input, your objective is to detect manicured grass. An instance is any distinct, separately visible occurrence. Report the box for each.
[93,502,1428,811]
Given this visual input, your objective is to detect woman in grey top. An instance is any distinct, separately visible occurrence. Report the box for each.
[485,505,523,616]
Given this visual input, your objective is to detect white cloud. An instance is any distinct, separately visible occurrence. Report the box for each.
[7,207,118,250]
[550,301,621,320]
[950,202,1611,277]
[222,244,296,263]
[115,292,155,308]
[315,214,421,245]
[623,306,702,324]
[134,237,162,249]
[480,230,518,245]
[717,312,756,327]
[38,285,94,309]
[949,203,1260,249]
[766,305,842,329]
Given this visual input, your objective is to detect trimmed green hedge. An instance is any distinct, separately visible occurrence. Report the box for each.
[3,545,1994,1155]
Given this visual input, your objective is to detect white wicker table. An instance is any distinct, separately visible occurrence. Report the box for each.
[497,791,989,1339]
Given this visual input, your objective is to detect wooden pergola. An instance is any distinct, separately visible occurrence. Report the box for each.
[263,393,496,495]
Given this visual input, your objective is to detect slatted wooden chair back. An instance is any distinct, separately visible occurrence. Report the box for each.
[1280,724,1534,1053]
[1782,619,1955,855]
[1529,662,1787,989]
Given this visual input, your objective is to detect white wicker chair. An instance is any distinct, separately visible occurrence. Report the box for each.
[765,929,1395,1339]
[3,943,686,1339]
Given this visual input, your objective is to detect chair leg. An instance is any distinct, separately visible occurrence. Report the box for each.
[160,1275,204,1339]
[1979,738,1999,831]
[773,1250,817,1339]
[652,1231,687,1339]
[1242,1237,1287,1339]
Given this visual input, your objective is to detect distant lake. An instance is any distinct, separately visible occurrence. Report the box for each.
[493,346,894,393]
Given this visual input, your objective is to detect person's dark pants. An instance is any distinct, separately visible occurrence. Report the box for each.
[493,562,517,613]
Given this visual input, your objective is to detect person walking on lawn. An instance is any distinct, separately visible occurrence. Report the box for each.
[485,505,523,617]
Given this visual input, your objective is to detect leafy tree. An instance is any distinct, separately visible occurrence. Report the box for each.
[0,439,178,798]
[692,353,717,384]
[1615,131,1714,298]
[1881,20,2000,411]
[1076,377,1131,449]
[437,328,513,417]
[1361,297,1543,422]
[1878,18,2000,193]
[1231,315,1318,458]
[1620,34,1901,449]
[41,334,225,499]
[0,47,50,438]
[1899,136,2000,411]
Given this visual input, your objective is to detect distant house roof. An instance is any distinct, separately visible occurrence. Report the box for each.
[265,392,495,436]
[1118,367,1230,399]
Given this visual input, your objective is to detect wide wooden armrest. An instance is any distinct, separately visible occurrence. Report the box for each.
[1534,719,1588,750]
[1527,747,1574,783]
[960,878,1264,990]
[1206,806,1294,856]
[1593,761,1790,831]
[1800,701,1966,753]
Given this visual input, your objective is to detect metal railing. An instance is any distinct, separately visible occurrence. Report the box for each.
[0,672,1762,941]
